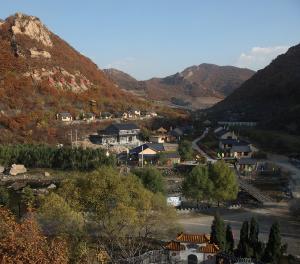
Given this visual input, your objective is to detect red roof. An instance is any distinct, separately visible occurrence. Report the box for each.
[176,233,210,244]
[199,243,220,253]
[165,241,185,251]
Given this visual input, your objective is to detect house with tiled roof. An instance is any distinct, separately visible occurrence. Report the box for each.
[56,112,73,122]
[95,123,141,145]
[165,232,220,264]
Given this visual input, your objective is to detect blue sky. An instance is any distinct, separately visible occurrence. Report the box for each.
[1,0,299,80]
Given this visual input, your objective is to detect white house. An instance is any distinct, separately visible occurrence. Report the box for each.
[56,112,73,122]
[165,233,220,264]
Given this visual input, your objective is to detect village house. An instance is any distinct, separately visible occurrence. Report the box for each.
[56,112,73,122]
[100,112,113,119]
[149,127,170,143]
[129,143,165,164]
[95,123,141,145]
[215,128,237,140]
[230,144,253,159]
[140,111,151,118]
[149,135,166,143]
[219,139,250,150]
[161,152,181,166]
[84,112,96,122]
[236,158,258,175]
[168,128,184,142]
[132,109,141,116]
[165,233,219,264]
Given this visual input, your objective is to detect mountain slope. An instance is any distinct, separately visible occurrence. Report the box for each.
[104,64,254,109]
[210,43,300,134]
[0,13,146,143]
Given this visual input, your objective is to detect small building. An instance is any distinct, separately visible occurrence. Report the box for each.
[219,139,249,150]
[132,109,141,116]
[129,143,165,164]
[156,127,168,134]
[56,112,73,122]
[149,135,166,143]
[168,128,184,142]
[140,111,152,118]
[230,145,253,159]
[96,123,140,145]
[162,152,181,166]
[215,129,237,140]
[100,112,113,119]
[84,112,96,121]
[236,158,257,175]
[165,233,219,264]
[167,195,182,207]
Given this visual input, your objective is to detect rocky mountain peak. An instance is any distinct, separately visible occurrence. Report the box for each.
[7,12,53,47]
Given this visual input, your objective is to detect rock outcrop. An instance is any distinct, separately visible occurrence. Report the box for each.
[9,164,27,176]
[29,48,51,59]
[11,13,53,47]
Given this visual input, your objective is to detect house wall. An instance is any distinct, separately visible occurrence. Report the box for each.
[100,136,118,145]
[61,116,72,122]
[150,136,165,143]
[233,151,252,159]
[119,135,139,144]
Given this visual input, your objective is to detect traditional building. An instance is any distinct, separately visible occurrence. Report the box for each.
[96,123,140,145]
[236,158,257,175]
[165,233,220,264]
[129,143,165,164]
[56,112,73,122]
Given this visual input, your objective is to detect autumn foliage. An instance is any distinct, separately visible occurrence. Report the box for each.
[0,207,69,264]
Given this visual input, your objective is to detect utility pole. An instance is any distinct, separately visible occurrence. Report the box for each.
[70,130,73,148]
[141,144,144,168]
[75,129,78,148]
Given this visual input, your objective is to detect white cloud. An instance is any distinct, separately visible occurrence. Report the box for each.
[236,45,290,70]
[104,57,136,70]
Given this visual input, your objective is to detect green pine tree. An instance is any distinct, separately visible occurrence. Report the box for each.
[225,224,234,254]
[237,221,251,257]
[263,222,286,264]
[210,213,226,250]
[249,217,264,259]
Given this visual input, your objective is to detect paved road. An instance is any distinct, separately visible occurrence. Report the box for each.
[268,153,300,198]
[192,128,217,163]
[178,202,300,256]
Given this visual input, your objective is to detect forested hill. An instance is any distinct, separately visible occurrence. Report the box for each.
[0,13,148,143]
[209,43,300,135]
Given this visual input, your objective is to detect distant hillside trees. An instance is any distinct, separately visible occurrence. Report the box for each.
[0,144,115,170]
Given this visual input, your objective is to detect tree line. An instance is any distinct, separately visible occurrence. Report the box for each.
[0,144,115,170]
[211,214,287,264]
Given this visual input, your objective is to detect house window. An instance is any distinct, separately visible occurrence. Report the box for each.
[129,136,133,142]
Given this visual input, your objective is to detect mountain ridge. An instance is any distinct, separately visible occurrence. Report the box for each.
[104,63,255,109]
